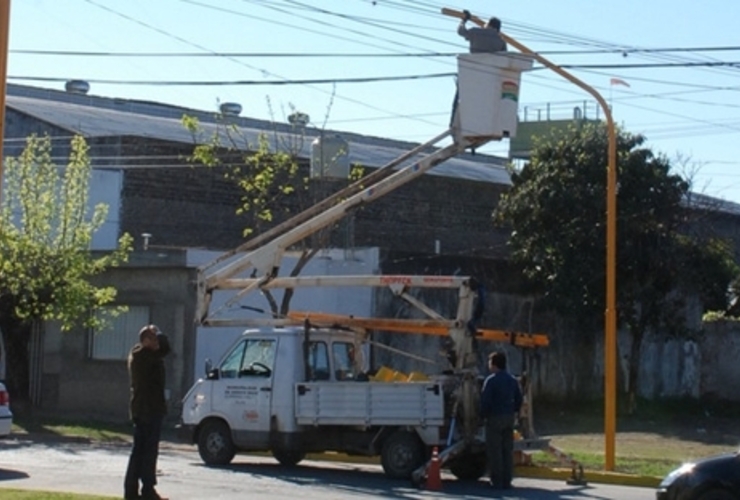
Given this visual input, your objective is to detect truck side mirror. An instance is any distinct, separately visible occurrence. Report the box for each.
[205,358,220,380]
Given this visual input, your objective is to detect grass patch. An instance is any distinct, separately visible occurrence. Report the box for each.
[0,489,115,500]
[528,398,740,478]
[12,416,131,444]
[530,450,678,477]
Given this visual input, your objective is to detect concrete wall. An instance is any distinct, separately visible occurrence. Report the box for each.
[697,321,740,400]
[115,136,511,257]
[39,255,196,420]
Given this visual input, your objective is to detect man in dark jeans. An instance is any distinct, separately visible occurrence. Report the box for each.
[480,351,522,490]
[124,324,170,500]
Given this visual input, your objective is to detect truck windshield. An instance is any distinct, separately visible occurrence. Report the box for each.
[220,339,276,378]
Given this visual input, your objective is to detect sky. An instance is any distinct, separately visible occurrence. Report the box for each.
[7,0,740,201]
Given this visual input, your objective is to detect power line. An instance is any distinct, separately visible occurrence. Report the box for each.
[11,49,460,58]
[7,72,454,86]
[56,0,740,153]
[84,0,448,128]
[12,45,740,58]
[555,61,740,70]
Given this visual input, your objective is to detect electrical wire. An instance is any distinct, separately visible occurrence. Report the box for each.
[7,73,455,86]
[20,0,740,162]
[13,45,740,58]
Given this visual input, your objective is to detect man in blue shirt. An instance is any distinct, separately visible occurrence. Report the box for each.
[480,351,522,490]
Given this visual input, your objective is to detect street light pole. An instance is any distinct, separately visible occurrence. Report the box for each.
[441,8,619,470]
[0,0,10,207]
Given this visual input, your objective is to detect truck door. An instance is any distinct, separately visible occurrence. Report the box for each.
[212,337,277,449]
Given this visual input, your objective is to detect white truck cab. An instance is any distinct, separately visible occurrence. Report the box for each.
[180,327,449,478]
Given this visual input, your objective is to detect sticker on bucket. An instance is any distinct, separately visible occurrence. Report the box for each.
[501,80,519,102]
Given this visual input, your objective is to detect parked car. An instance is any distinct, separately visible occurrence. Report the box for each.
[657,452,740,500]
[0,382,11,437]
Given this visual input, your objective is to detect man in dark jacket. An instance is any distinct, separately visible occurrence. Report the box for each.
[457,12,507,53]
[124,324,170,500]
[480,351,522,490]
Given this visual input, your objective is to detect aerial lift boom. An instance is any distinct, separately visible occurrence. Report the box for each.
[192,10,548,484]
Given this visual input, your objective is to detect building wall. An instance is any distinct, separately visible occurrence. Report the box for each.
[4,111,122,249]
[40,256,196,420]
[115,136,512,258]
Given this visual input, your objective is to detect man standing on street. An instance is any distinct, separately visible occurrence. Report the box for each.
[124,324,170,500]
[480,351,522,490]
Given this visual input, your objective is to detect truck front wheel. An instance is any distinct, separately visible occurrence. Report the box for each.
[198,420,236,465]
[272,449,306,467]
[381,431,425,479]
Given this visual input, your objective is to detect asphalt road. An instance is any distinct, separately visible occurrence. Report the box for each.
[0,438,656,499]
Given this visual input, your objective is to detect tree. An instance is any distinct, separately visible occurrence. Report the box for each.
[183,111,362,318]
[494,122,738,408]
[0,135,132,413]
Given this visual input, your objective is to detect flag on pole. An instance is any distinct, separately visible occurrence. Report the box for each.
[610,77,630,87]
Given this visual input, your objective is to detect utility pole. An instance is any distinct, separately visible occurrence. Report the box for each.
[0,0,10,206]
[441,7,619,471]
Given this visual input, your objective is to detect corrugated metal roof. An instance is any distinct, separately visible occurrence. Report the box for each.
[6,85,512,185]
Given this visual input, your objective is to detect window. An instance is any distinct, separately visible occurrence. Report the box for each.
[332,342,358,381]
[89,306,150,360]
[307,341,330,381]
[220,339,276,379]
[219,340,246,379]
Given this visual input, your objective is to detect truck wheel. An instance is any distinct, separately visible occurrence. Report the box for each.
[272,449,306,467]
[381,431,425,479]
[449,452,487,481]
[198,420,236,465]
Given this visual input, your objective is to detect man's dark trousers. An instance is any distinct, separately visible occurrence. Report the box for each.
[485,413,515,488]
[124,416,162,497]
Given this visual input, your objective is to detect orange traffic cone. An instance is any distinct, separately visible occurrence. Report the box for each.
[425,446,442,491]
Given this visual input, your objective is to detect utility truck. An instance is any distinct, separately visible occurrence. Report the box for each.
[179,8,553,484]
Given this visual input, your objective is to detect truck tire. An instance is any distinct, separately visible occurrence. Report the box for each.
[198,420,236,465]
[381,431,425,479]
[272,449,306,467]
[449,452,487,481]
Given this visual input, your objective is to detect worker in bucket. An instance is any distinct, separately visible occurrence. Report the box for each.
[450,10,508,128]
[480,351,522,491]
[457,11,507,53]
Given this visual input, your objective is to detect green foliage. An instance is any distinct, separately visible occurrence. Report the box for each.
[349,163,365,182]
[0,135,132,330]
[495,122,738,335]
[182,115,307,237]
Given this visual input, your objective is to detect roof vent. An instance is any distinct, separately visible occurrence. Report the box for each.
[288,111,310,127]
[65,80,90,95]
[219,102,242,117]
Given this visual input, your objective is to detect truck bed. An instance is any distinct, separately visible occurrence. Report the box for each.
[294,381,445,427]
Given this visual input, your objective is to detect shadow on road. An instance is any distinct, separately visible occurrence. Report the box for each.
[194,460,614,499]
[0,467,30,482]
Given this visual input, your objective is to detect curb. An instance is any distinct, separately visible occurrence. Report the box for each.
[514,466,661,488]
[250,449,662,488]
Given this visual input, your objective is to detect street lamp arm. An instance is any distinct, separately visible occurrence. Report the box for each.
[442,7,619,472]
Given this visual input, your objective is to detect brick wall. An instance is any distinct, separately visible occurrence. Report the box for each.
[116,137,512,258]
